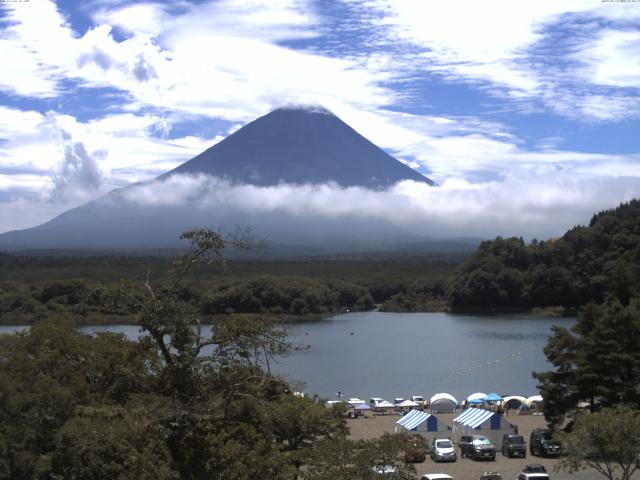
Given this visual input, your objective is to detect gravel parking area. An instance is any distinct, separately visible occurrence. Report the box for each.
[347,410,633,480]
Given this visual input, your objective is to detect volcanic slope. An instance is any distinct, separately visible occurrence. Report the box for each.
[167,105,433,188]
[0,105,434,251]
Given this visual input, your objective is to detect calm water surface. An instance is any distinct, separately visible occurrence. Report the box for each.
[0,311,573,402]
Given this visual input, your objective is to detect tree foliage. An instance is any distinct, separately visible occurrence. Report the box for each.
[533,298,640,427]
[556,406,640,480]
[448,200,640,310]
[301,433,416,480]
[0,229,353,479]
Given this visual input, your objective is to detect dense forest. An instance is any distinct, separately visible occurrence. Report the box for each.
[447,200,640,312]
[0,253,460,325]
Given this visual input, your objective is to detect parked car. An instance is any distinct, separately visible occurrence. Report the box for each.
[502,434,526,458]
[421,475,454,480]
[529,428,561,457]
[517,463,550,480]
[459,435,496,460]
[404,434,427,462]
[479,473,502,480]
[431,438,457,462]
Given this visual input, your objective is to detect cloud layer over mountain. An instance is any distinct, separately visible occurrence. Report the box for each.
[117,173,640,240]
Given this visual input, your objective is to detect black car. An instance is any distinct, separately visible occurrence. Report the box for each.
[459,435,496,461]
[529,428,561,457]
[502,434,526,458]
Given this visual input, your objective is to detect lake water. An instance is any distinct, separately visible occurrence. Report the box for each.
[0,311,573,403]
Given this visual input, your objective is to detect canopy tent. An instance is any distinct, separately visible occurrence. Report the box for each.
[397,399,419,408]
[503,395,528,409]
[376,400,394,408]
[483,392,503,402]
[466,392,487,402]
[430,393,458,413]
[452,407,517,444]
[527,395,543,405]
[395,409,452,445]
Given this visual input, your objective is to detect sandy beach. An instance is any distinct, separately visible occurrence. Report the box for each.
[347,409,632,480]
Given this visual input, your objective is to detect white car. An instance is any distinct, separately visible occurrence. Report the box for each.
[516,474,550,480]
[430,438,457,462]
[517,463,550,480]
[421,474,454,480]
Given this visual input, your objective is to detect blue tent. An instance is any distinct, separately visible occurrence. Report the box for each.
[483,392,503,402]
[395,410,452,445]
[452,407,516,444]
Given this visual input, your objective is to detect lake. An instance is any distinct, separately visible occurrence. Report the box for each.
[0,311,573,403]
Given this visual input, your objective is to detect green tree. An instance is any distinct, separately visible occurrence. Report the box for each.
[556,406,640,480]
[119,228,346,479]
[0,318,158,479]
[0,229,348,479]
[301,433,416,480]
[534,297,640,427]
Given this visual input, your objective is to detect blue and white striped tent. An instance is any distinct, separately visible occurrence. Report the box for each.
[395,410,452,444]
[452,407,517,444]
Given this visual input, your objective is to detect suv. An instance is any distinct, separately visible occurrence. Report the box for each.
[430,438,457,462]
[502,434,526,458]
[517,463,549,480]
[459,435,496,461]
[404,434,427,462]
[529,428,561,457]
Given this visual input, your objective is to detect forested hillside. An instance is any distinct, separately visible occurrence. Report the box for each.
[447,200,640,311]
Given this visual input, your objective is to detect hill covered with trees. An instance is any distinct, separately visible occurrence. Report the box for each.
[447,200,640,312]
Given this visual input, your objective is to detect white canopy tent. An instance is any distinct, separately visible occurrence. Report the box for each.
[397,399,419,408]
[503,395,528,409]
[372,400,395,413]
[430,393,458,413]
[466,392,487,402]
[452,407,517,444]
[527,395,543,405]
[395,409,452,445]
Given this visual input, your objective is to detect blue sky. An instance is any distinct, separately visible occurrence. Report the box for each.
[0,0,639,238]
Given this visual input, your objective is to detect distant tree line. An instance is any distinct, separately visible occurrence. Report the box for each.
[0,275,374,325]
[0,254,460,325]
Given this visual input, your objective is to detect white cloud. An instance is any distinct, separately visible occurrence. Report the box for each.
[349,0,594,92]
[110,172,640,240]
[345,0,640,121]
[575,29,640,88]
[0,1,76,97]
[0,106,221,205]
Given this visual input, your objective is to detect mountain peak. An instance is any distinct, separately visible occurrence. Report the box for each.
[272,104,335,116]
[169,106,434,188]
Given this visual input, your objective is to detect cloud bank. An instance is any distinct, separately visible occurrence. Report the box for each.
[117,173,640,240]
